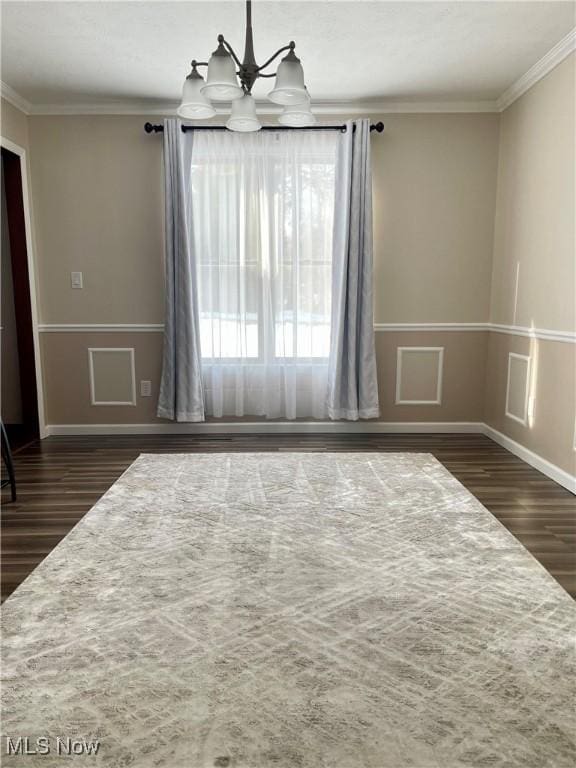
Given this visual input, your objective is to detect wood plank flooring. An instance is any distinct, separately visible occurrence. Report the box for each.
[1,434,575,602]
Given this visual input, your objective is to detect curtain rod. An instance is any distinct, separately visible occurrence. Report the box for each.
[144,121,384,134]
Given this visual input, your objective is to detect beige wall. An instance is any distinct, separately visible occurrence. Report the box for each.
[1,98,29,148]
[1,75,574,481]
[29,116,165,324]
[490,53,575,332]
[373,114,499,323]
[376,331,487,422]
[41,330,488,425]
[41,332,162,424]
[27,112,499,325]
[485,54,576,475]
[484,332,575,475]
[26,110,499,429]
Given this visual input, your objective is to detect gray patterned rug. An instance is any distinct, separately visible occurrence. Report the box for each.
[2,453,575,768]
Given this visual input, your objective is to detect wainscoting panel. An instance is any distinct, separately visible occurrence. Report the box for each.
[88,348,136,406]
[35,329,575,490]
[40,330,489,425]
[505,352,531,425]
[395,347,444,405]
[42,334,159,422]
[484,331,576,477]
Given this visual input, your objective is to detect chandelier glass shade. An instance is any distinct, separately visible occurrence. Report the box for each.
[177,0,314,132]
[177,69,217,120]
[267,52,307,105]
[226,94,261,132]
[278,93,316,127]
[201,43,244,102]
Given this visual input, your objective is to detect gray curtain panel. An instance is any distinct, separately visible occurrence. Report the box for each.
[327,119,380,420]
[157,119,205,422]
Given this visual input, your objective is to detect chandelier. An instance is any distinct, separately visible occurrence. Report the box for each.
[177,0,314,131]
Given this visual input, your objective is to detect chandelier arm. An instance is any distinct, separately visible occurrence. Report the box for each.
[220,37,243,69]
[256,43,294,74]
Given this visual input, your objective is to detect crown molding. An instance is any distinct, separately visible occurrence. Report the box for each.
[0,81,31,115]
[26,98,499,116]
[2,28,574,118]
[27,101,178,116]
[326,101,499,115]
[496,27,576,112]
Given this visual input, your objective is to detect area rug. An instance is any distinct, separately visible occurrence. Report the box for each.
[2,453,575,768]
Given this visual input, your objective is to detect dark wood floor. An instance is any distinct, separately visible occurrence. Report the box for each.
[1,434,575,602]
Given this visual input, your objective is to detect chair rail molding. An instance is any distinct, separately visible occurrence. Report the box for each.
[37,322,576,343]
[374,322,490,333]
[39,323,165,333]
[489,324,576,343]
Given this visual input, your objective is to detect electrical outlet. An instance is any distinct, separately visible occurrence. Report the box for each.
[140,380,152,397]
[70,271,83,289]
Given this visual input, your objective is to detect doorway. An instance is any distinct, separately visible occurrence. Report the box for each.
[1,146,40,449]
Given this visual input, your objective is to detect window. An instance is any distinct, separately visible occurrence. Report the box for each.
[190,129,338,362]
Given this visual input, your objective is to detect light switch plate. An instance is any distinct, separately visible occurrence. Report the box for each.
[140,380,152,397]
[71,271,83,289]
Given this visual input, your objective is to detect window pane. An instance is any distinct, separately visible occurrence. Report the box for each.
[190,131,337,361]
[272,160,335,359]
[197,263,259,359]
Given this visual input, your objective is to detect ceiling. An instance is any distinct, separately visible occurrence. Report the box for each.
[1,1,574,111]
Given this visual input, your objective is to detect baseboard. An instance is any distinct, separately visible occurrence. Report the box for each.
[42,421,575,494]
[482,424,576,495]
[45,421,485,436]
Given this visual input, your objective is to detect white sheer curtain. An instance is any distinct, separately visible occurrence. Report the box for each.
[190,129,338,419]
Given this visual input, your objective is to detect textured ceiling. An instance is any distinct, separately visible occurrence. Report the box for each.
[1,1,574,108]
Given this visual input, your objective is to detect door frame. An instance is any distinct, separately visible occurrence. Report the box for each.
[1,136,46,438]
